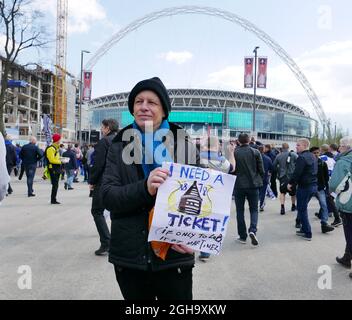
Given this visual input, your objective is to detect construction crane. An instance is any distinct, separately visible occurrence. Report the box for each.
[54,0,68,133]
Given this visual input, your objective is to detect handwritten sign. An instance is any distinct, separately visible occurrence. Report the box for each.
[148,162,236,255]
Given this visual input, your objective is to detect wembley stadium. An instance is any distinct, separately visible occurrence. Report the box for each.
[88,89,316,144]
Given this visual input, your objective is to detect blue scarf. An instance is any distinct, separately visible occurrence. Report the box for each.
[132,120,173,177]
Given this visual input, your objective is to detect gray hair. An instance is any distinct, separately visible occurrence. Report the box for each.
[30,136,37,144]
[340,136,352,150]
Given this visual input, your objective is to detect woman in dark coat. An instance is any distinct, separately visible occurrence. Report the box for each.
[101,77,199,300]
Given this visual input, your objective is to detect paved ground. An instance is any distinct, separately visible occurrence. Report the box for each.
[0,173,351,300]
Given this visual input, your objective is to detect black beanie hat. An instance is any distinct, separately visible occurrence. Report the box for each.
[128,77,171,119]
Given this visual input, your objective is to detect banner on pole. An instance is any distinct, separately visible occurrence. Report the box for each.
[82,71,92,101]
[244,57,254,88]
[257,57,268,88]
[148,162,236,255]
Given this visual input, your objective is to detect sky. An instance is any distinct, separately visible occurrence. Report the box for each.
[7,0,352,134]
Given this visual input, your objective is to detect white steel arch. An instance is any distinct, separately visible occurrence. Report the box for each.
[85,6,328,128]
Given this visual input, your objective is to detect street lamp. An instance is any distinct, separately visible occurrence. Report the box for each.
[252,46,260,134]
[79,50,90,146]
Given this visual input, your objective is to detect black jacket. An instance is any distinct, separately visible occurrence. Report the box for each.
[19,143,43,166]
[289,150,318,188]
[234,145,264,189]
[101,123,200,271]
[62,150,78,171]
[88,131,117,186]
[5,141,17,169]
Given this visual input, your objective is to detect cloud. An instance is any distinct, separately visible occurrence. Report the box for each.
[205,40,352,130]
[31,0,107,34]
[158,51,193,65]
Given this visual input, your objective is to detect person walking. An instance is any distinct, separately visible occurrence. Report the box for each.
[310,147,334,233]
[258,146,273,212]
[264,144,278,198]
[101,77,198,300]
[88,119,118,256]
[5,134,17,195]
[233,133,264,247]
[273,143,298,216]
[19,136,43,197]
[288,138,318,241]
[329,137,352,279]
[320,144,342,227]
[45,134,62,204]
[62,144,78,190]
[198,136,236,261]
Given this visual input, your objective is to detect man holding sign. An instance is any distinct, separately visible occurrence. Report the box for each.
[101,77,200,300]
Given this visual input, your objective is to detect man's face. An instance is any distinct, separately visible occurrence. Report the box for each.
[133,90,165,131]
[312,149,320,159]
[101,125,110,137]
[296,142,307,153]
[339,145,348,154]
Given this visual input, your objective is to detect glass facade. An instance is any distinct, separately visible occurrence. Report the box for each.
[91,107,312,138]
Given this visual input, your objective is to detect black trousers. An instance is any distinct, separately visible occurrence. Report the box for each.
[341,212,352,257]
[91,185,110,247]
[49,169,60,203]
[7,166,13,193]
[270,172,278,198]
[114,265,193,300]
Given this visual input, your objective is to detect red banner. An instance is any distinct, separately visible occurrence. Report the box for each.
[83,71,92,101]
[257,57,267,89]
[244,57,254,88]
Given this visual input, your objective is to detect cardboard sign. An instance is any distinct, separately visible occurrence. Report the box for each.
[148,162,236,255]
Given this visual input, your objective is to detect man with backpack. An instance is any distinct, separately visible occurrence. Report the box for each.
[272,143,298,216]
[45,134,62,204]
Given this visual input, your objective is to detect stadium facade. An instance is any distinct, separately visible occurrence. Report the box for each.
[89,89,316,144]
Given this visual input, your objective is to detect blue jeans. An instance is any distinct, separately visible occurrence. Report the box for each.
[259,181,268,207]
[235,188,260,239]
[296,185,317,238]
[66,169,75,188]
[25,164,37,196]
[315,189,329,225]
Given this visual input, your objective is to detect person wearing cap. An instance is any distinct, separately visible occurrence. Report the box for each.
[101,77,200,300]
[45,133,62,204]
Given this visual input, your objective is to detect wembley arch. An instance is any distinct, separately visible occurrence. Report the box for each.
[84,5,328,129]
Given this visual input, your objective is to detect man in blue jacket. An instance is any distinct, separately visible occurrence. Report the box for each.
[288,138,318,241]
[19,137,43,197]
[62,144,78,190]
[329,137,352,279]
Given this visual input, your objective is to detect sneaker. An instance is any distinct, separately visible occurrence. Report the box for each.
[280,206,285,215]
[249,232,259,246]
[296,231,312,241]
[331,219,342,227]
[67,187,74,190]
[28,194,36,197]
[199,253,210,262]
[336,255,352,268]
[95,246,109,256]
[321,224,334,234]
[260,206,264,212]
[51,201,61,204]
[64,183,68,190]
[236,237,247,244]
[291,204,297,211]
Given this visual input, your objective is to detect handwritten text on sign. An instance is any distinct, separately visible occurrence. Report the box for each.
[148,163,236,254]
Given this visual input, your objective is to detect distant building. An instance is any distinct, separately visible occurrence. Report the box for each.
[0,56,82,143]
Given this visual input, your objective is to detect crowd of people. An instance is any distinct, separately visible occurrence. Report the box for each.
[1,77,352,300]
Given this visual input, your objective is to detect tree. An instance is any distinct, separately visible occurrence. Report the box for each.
[0,0,48,135]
